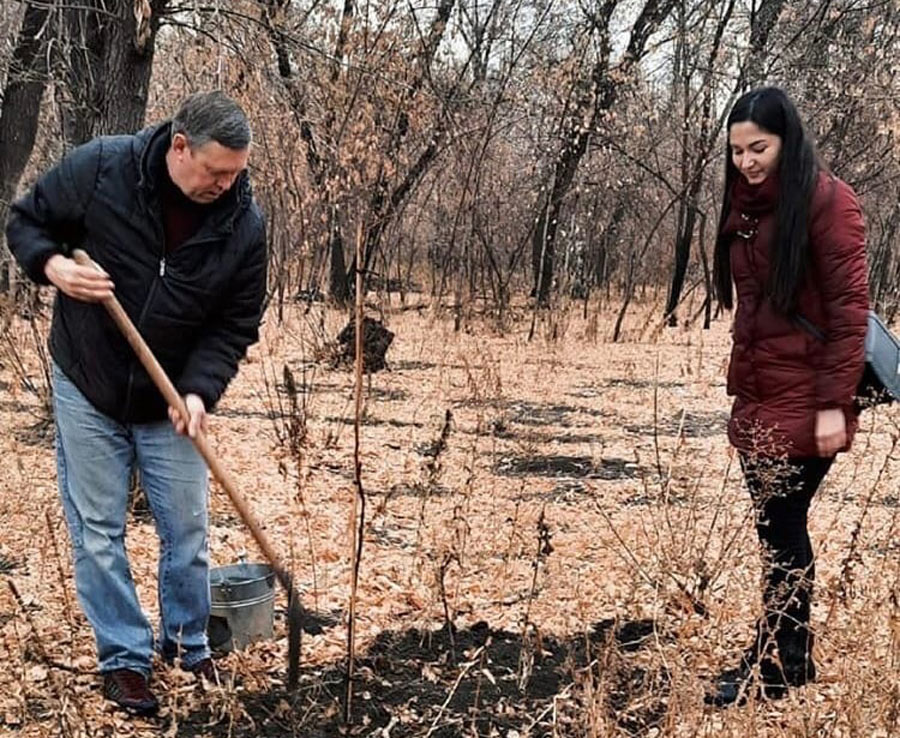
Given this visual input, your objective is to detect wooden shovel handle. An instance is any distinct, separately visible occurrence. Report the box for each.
[70,249,293,593]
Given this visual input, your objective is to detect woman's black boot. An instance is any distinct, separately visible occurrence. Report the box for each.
[705,625,814,707]
[705,649,758,707]
[774,627,816,688]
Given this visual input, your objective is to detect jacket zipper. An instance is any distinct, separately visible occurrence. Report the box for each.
[121,212,227,417]
[123,195,168,419]
[121,264,165,419]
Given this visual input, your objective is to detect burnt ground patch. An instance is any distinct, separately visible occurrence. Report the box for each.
[514,480,689,508]
[0,594,40,629]
[215,380,342,421]
[13,417,55,448]
[274,605,342,636]
[364,387,410,401]
[517,479,597,504]
[454,399,611,427]
[507,402,578,426]
[215,406,289,421]
[0,398,33,414]
[323,415,425,429]
[389,360,438,372]
[368,521,418,550]
[623,411,729,439]
[487,420,599,445]
[208,509,243,528]
[174,618,671,737]
[602,379,685,390]
[518,479,609,504]
[495,455,644,481]
[386,481,453,499]
[0,553,21,575]
[215,384,407,423]
[504,401,609,427]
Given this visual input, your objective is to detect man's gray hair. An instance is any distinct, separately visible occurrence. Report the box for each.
[171,91,251,150]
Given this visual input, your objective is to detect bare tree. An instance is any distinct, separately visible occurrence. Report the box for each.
[742,0,788,88]
[57,0,169,146]
[663,0,736,326]
[77,0,900,331]
[0,0,51,291]
[531,0,677,306]
[259,0,459,304]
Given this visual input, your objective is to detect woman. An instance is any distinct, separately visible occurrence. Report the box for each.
[708,87,869,707]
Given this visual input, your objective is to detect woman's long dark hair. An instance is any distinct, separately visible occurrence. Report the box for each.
[713,87,820,312]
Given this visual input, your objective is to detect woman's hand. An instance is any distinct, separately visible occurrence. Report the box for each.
[815,408,846,457]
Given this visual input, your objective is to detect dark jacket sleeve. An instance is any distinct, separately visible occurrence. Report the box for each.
[5,139,103,284]
[176,215,267,409]
[809,176,869,410]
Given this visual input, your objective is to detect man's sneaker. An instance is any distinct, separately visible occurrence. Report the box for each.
[103,669,159,715]
[186,657,230,687]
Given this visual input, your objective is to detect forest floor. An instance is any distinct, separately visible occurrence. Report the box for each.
[1,295,899,737]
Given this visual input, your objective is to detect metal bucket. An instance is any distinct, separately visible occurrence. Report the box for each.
[208,562,275,652]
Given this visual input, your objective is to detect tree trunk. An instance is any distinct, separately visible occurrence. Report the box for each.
[58,0,167,146]
[665,201,698,323]
[346,0,457,295]
[531,130,590,305]
[594,198,626,289]
[0,1,52,292]
[262,0,354,304]
[743,0,788,88]
[664,0,735,324]
[329,210,351,304]
[531,0,675,305]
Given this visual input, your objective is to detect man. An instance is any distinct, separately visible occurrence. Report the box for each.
[6,91,267,715]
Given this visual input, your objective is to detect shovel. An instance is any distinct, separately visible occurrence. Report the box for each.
[72,249,303,688]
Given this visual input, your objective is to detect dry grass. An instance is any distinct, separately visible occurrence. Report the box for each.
[1,293,899,737]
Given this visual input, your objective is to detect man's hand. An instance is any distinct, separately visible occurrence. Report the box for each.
[44,254,114,302]
[815,408,847,457]
[168,394,208,438]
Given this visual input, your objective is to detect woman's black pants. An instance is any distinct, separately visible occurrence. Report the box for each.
[741,455,834,679]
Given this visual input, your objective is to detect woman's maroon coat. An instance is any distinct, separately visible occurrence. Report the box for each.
[723,171,869,458]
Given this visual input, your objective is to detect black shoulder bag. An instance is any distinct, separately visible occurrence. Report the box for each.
[795,311,900,409]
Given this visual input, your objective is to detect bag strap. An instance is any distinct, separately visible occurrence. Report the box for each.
[793,313,827,342]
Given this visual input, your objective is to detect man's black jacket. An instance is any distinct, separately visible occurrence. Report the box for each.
[6,122,267,423]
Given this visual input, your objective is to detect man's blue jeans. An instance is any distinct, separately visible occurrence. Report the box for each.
[52,362,211,675]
